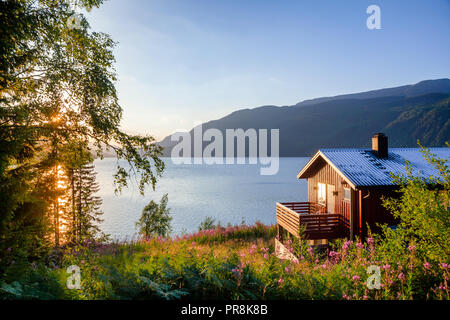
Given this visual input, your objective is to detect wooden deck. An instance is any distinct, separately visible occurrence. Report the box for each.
[276,202,348,240]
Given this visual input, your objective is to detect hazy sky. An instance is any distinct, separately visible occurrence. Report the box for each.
[86,0,450,140]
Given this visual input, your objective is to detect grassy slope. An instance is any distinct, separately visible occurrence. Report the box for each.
[50,223,448,300]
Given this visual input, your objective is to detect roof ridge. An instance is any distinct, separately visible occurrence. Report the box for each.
[299,147,449,187]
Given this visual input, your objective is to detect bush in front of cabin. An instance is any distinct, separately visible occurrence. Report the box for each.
[375,143,449,299]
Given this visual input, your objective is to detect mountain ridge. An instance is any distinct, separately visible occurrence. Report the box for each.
[159,79,450,157]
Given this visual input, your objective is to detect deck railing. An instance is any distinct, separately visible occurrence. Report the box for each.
[276,202,347,240]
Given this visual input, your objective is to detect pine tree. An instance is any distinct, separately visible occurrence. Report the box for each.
[62,141,104,243]
[72,163,104,241]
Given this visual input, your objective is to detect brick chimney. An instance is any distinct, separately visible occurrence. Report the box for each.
[372,133,388,158]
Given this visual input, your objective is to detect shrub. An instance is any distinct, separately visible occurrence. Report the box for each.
[198,216,216,231]
[136,194,172,238]
[380,144,449,264]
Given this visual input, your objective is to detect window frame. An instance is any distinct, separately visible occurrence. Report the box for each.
[343,187,351,202]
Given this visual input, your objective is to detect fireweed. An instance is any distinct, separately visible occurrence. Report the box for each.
[31,224,449,299]
[1,223,448,299]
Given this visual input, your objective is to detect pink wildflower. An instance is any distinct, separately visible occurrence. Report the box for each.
[278,278,284,285]
[284,266,291,273]
[382,264,390,271]
[423,261,431,269]
[329,251,338,257]
[248,244,257,254]
[329,250,340,263]
[352,275,360,281]
[367,238,374,245]
[342,240,353,251]
[356,242,364,249]
[231,263,244,277]
[408,245,416,252]
[264,253,269,259]
[439,263,449,269]
[398,272,405,281]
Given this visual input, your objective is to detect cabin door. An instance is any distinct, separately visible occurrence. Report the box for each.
[327,185,335,213]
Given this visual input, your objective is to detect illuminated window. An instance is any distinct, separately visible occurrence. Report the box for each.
[318,183,326,205]
[343,187,351,201]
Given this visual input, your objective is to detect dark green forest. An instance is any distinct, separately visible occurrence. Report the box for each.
[159,81,450,156]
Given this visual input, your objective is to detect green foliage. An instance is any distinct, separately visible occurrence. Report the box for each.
[380,142,450,264]
[0,0,163,268]
[59,226,447,300]
[198,216,216,231]
[136,194,172,238]
[0,221,448,300]
[0,259,64,300]
[185,222,276,245]
[73,163,105,241]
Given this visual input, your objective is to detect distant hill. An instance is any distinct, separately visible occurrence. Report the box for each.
[294,79,450,107]
[159,79,450,157]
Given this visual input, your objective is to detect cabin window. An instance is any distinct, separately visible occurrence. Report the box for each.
[318,183,326,205]
[343,187,351,201]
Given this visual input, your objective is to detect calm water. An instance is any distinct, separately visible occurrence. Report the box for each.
[95,157,309,240]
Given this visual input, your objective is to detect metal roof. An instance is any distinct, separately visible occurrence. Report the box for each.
[298,147,450,188]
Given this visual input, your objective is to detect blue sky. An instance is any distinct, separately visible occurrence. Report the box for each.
[86,0,450,140]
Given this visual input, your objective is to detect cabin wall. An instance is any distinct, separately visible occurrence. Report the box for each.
[307,161,351,236]
[305,159,401,240]
[354,188,399,238]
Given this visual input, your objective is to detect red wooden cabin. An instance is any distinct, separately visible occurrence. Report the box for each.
[276,133,449,244]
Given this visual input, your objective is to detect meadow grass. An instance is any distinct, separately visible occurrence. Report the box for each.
[45,222,448,300]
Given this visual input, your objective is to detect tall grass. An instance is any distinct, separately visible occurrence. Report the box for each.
[13,222,442,300]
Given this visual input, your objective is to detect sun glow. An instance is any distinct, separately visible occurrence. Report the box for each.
[55,164,69,235]
[51,114,63,124]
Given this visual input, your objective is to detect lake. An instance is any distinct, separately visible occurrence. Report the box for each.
[95,157,310,240]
